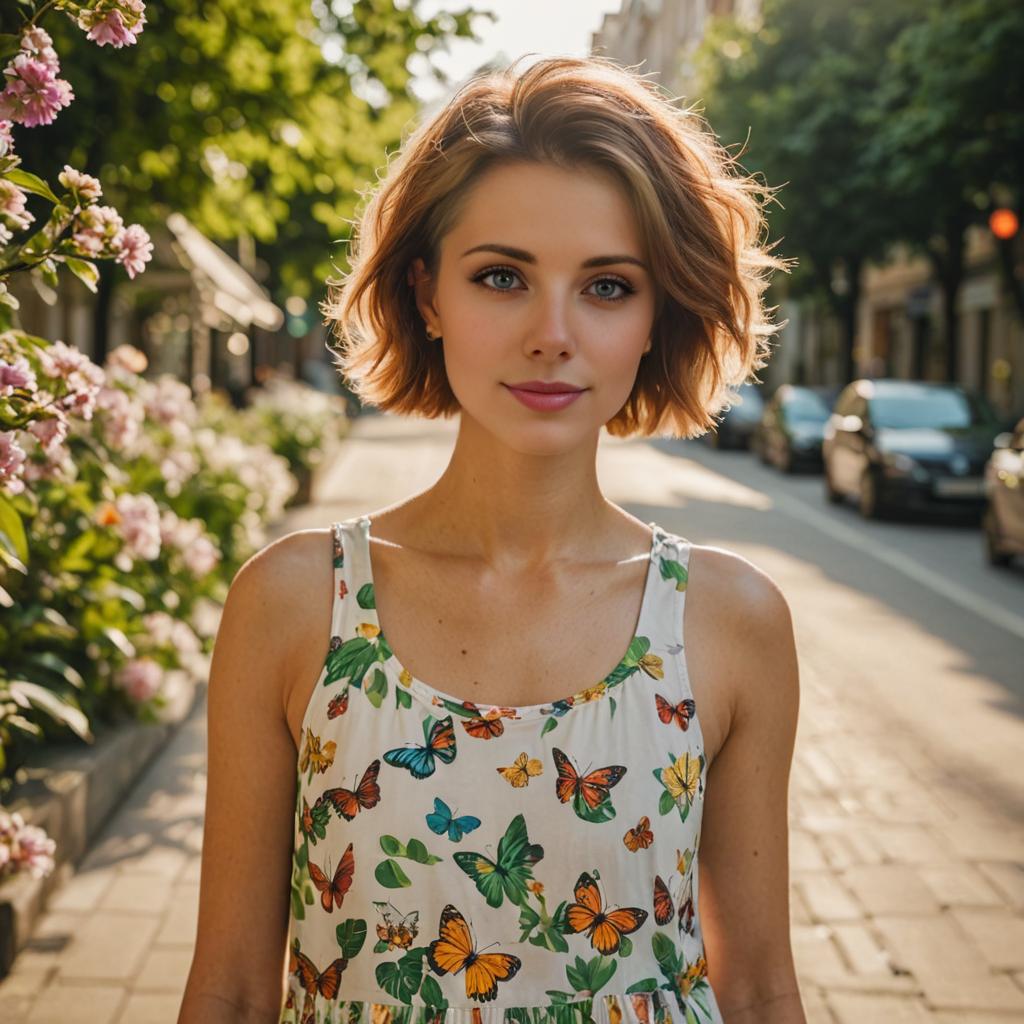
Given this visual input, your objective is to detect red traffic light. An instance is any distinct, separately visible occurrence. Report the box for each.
[989,208,1019,240]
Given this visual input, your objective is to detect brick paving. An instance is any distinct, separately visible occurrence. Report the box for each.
[1,413,1022,1023]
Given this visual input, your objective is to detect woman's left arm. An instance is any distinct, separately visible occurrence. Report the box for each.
[698,556,806,1023]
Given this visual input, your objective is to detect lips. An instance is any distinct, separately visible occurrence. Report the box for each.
[505,381,586,394]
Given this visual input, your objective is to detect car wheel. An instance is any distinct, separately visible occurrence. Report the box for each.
[858,469,888,520]
[983,506,1013,567]
[823,462,843,504]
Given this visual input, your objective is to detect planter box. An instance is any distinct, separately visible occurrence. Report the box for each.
[0,666,205,978]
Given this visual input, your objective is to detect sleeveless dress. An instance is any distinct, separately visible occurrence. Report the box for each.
[281,515,724,1024]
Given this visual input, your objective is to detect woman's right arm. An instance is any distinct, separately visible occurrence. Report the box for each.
[177,530,331,1023]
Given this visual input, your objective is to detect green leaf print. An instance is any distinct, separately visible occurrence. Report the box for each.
[659,555,688,591]
[379,835,443,864]
[419,973,447,1009]
[396,686,413,710]
[625,978,659,993]
[618,935,633,958]
[336,918,367,958]
[565,954,617,995]
[375,945,425,1004]
[380,835,405,856]
[366,667,388,708]
[375,859,412,888]
[357,582,376,609]
[518,888,569,952]
[327,634,380,689]
[541,716,560,737]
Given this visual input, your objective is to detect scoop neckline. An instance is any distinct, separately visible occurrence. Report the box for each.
[356,515,662,721]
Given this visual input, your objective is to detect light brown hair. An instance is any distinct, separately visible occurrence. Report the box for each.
[323,54,792,438]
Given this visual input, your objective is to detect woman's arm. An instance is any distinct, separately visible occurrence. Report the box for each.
[177,531,331,1023]
[696,553,805,1023]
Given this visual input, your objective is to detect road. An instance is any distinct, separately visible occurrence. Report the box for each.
[1,411,1021,1023]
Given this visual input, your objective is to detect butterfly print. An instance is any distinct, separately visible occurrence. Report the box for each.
[552,746,627,819]
[374,900,420,951]
[320,758,382,820]
[307,841,355,912]
[564,871,648,954]
[426,796,482,842]
[291,938,348,1000]
[655,692,696,730]
[383,715,457,779]
[623,815,654,851]
[426,903,522,1002]
[496,751,544,788]
[453,812,544,908]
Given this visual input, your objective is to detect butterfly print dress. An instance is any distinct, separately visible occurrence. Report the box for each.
[281,515,724,1024]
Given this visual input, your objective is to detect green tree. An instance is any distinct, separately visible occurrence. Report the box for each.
[7,0,489,358]
[694,0,924,384]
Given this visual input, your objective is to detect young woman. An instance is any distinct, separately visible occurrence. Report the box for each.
[179,56,804,1024]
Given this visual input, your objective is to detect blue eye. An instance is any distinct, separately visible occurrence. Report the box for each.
[470,265,636,303]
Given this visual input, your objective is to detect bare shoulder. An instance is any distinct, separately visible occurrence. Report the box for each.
[226,526,335,720]
[685,543,798,754]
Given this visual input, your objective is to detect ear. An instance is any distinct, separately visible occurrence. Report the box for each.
[408,257,441,336]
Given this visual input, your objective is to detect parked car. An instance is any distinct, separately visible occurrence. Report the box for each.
[822,379,1004,520]
[982,414,1024,567]
[706,381,765,450]
[753,384,840,473]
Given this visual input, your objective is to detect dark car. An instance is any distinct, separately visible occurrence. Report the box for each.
[982,415,1024,567]
[706,381,765,450]
[753,384,839,473]
[822,379,1004,520]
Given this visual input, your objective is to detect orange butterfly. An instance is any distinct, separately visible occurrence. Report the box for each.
[565,871,648,954]
[552,747,627,816]
[291,939,348,1001]
[623,815,654,851]
[374,901,420,951]
[496,751,544,788]
[327,688,349,718]
[652,874,674,925]
[321,759,381,820]
[308,841,355,913]
[655,693,696,730]
[426,903,521,1002]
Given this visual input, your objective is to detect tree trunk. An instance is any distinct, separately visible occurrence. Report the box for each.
[926,209,967,383]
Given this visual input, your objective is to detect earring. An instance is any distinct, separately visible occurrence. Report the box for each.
[425,325,441,341]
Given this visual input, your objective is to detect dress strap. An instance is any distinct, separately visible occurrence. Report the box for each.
[652,525,691,658]
[330,516,372,640]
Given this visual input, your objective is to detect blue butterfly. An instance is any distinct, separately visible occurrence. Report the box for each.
[425,797,482,842]
[383,715,457,779]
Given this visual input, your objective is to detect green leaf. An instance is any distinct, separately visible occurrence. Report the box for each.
[357,581,375,609]
[365,667,387,708]
[0,493,28,567]
[374,858,412,888]
[64,257,99,294]
[5,169,60,204]
[8,680,92,741]
[335,918,367,958]
[379,835,405,856]
[375,946,423,1004]
[419,973,447,1009]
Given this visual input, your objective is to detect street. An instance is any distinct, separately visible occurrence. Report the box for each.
[1,412,1022,1023]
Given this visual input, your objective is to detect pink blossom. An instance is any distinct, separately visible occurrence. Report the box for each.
[19,28,60,73]
[26,414,68,453]
[9,822,56,879]
[70,204,124,259]
[0,355,37,397]
[76,1,148,49]
[0,119,14,157]
[0,177,34,245]
[113,223,153,279]
[106,344,147,375]
[95,384,144,450]
[38,341,105,422]
[58,164,103,203]
[112,491,162,560]
[0,52,74,127]
[0,431,27,494]
[113,658,162,703]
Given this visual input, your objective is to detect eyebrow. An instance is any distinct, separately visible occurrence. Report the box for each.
[460,243,649,272]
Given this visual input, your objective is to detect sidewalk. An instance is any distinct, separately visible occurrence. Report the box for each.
[0,413,1022,1023]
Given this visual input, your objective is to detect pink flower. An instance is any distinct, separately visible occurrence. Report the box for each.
[0,119,13,157]
[10,822,56,879]
[0,431,27,495]
[0,355,37,396]
[76,1,148,49]
[19,28,60,73]
[58,164,103,203]
[112,491,162,560]
[0,178,34,245]
[113,658,162,703]
[26,414,68,454]
[38,341,105,422]
[70,204,125,259]
[113,223,153,279]
[0,52,74,127]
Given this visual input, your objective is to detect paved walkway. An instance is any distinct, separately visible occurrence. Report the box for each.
[1,413,1022,1023]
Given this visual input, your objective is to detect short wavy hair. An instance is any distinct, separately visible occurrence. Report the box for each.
[323,54,792,438]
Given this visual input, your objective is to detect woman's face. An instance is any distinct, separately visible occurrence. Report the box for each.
[410,160,657,454]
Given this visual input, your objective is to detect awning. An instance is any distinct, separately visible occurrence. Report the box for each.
[165,212,284,331]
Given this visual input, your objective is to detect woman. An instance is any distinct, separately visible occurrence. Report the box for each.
[179,55,804,1024]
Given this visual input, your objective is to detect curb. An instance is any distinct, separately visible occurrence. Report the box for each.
[0,665,205,979]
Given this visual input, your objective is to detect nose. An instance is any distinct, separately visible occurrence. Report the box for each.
[525,289,577,358]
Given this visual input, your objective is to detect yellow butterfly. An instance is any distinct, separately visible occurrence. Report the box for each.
[299,728,337,776]
[496,751,543,788]
[661,751,700,806]
[426,904,521,1002]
